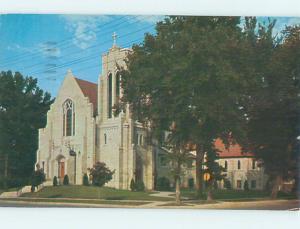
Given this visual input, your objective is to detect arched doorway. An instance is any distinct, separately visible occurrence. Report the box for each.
[56,155,66,183]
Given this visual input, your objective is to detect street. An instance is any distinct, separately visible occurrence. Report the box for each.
[0,198,299,210]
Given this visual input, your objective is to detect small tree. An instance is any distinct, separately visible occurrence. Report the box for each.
[83,173,89,186]
[88,162,115,187]
[31,168,45,192]
[130,178,136,191]
[53,176,58,186]
[63,175,69,185]
[244,180,249,191]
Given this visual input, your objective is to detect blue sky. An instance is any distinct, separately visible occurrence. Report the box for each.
[0,15,299,97]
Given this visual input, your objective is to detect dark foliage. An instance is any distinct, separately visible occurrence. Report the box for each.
[88,162,114,187]
[53,176,58,186]
[63,175,69,185]
[83,173,89,186]
[156,177,171,191]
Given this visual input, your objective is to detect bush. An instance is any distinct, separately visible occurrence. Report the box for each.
[130,178,136,191]
[53,176,58,186]
[188,178,194,190]
[244,180,249,191]
[224,179,232,189]
[135,180,145,192]
[88,162,115,187]
[83,173,89,186]
[156,177,171,191]
[63,175,69,185]
[31,169,45,187]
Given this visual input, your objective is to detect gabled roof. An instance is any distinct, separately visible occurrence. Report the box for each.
[215,138,254,158]
[74,78,98,115]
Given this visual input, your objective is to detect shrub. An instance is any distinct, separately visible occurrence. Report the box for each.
[188,178,194,190]
[83,173,89,186]
[156,177,171,191]
[135,180,145,192]
[244,180,249,191]
[224,179,232,189]
[31,169,45,188]
[130,178,136,191]
[88,162,115,187]
[53,176,58,186]
[63,175,69,185]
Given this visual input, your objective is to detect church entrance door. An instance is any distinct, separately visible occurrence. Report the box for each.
[60,162,65,178]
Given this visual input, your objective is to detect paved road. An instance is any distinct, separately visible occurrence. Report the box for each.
[0,198,299,210]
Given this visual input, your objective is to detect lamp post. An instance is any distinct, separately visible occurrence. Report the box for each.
[69,149,76,184]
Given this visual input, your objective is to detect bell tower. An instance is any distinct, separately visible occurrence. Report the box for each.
[98,33,131,121]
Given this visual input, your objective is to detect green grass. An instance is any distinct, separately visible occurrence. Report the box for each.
[179,189,297,200]
[4,197,149,206]
[21,185,171,201]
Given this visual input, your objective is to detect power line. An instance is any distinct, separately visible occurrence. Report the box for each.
[16,15,153,73]
[0,15,153,68]
[29,23,155,76]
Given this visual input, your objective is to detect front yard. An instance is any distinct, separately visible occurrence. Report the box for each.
[22,185,171,201]
[179,189,297,200]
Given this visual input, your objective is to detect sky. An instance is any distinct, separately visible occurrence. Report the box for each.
[0,15,299,97]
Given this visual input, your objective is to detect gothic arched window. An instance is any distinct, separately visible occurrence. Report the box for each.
[116,72,121,101]
[224,161,228,170]
[63,99,75,136]
[237,160,241,170]
[108,73,113,118]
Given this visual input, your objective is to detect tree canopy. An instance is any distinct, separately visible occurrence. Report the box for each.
[0,71,53,187]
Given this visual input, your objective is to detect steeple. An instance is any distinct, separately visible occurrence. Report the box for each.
[112,32,117,48]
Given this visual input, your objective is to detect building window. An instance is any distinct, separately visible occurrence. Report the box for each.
[63,99,75,136]
[237,160,241,170]
[224,161,228,170]
[237,180,242,189]
[104,134,107,144]
[116,72,121,101]
[251,180,256,189]
[252,160,256,169]
[139,135,143,146]
[108,73,113,118]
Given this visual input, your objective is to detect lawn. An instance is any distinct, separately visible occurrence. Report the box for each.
[179,189,296,200]
[4,197,149,206]
[22,185,171,201]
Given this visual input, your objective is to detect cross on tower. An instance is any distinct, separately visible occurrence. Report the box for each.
[112,32,117,46]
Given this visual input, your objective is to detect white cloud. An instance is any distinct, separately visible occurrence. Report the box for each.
[60,15,111,49]
[134,15,165,24]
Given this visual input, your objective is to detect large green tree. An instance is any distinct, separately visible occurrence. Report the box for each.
[241,23,300,198]
[119,16,250,201]
[0,71,53,187]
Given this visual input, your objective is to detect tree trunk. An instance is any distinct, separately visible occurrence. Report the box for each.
[195,145,204,198]
[271,175,282,199]
[175,177,181,205]
[206,181,213,201]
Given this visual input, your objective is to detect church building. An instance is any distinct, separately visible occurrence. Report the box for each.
[36,36,267,191]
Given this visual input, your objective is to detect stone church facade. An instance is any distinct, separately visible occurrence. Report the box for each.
[36,42,267,191]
